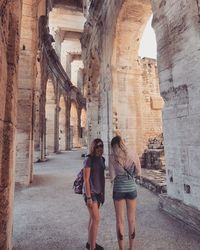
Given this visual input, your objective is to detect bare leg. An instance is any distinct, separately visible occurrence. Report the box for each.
[87,202,100,250]
[126,199,137,250]
[88,216,92,245]
[114,199,125,250]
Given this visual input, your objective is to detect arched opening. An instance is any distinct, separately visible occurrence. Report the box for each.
[59,95,66,151]
[71,60,84,87]
[111,0,163,159]
[80,108,87,146]
[45,79,56,154]
[70,101,79,148]
[138,15,157,59]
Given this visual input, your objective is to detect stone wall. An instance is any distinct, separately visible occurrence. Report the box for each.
[0,1,22,248]
[152,0,200,210]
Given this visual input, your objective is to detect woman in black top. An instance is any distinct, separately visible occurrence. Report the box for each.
[83,138,105,250]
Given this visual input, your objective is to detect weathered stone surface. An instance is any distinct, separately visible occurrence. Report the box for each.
[0,1,22,249]
[141,133,165,170]
[159,193,200,233]
[136,168,167,194]
[152,0,200,210]
[2,0,200,249]
[81,1,163,160]
[16,0,38,186]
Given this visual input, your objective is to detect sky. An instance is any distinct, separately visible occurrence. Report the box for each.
[138,15,157,59]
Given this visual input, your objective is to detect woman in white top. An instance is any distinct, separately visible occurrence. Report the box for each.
[109,136,141,250]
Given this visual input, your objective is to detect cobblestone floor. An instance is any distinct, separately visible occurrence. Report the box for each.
[13,150,200,250]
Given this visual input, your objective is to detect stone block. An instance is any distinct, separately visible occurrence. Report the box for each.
[150,95,164,110]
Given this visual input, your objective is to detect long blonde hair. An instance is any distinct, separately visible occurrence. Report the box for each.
[111,136,127,166]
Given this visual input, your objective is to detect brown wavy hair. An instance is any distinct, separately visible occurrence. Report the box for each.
[89,138,104,156]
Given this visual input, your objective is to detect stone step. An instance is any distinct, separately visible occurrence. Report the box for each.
[136,168,167,194]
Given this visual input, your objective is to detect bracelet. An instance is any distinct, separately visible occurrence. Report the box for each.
[87,197,92,200]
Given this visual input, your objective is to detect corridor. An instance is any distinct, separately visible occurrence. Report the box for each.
[13,150,200,250]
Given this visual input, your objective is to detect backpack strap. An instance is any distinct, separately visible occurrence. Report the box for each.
[86,154,93,168]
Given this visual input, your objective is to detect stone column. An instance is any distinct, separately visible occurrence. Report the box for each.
[77,107,82,146]
[65,53,73,77]
[66,97,71,150]
[0,1,22,249]
[54,89,60,153]
[16,0,38,185]
[39,84,46,162]
[40,119,46,161]
[46,80,56,153]
[34,52,42,162]
[53,29,64,58]
[58,95,66,151]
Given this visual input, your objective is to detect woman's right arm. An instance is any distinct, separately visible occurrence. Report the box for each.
[83,167,93,208]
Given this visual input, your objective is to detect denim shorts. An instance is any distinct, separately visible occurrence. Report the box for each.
[113,191,137,201]
[84,193,104,206]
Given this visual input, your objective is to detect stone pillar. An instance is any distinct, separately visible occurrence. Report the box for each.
[71,60,84,87]
[39,85,46,162]
[34,52,42,162]
[46,80,56,153]
[70,102,79,148]
[152,0,200,214]
[66,97,71,150]
[80,108,87,147]
[77,68,84,92]
[77,107,82,146]
[16,0,38,185]
[54,89,60,153]
[58,95,66,151]
[65,53,73,77]
[53,29,64,58]
[0,1,22,249]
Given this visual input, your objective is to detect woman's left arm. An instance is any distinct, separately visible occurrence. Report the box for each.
[108,155,115,183]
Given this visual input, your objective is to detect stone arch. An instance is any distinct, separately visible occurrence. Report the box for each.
[59,95,66,151]
[45,79,56,153]
[111,0,163,155]
[70,101,79,148]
